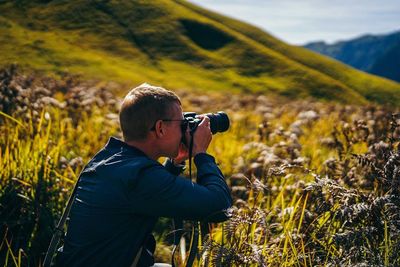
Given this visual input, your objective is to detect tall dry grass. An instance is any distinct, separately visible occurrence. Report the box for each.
[1,66,400,266]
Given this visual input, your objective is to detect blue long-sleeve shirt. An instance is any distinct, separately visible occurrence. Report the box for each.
[57,137,232,267]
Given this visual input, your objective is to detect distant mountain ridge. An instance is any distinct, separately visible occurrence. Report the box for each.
[304,31,400,82]
[0,0,400,106]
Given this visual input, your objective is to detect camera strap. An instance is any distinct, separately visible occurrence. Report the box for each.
[186,130,199,267]
[171,130,200,267]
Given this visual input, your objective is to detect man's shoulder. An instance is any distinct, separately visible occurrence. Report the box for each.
[100,151,161,175]
[122,155,161,171]
[84,138,158,172]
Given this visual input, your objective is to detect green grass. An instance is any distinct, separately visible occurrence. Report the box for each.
[174,0,400,105]
[1,0,400,105]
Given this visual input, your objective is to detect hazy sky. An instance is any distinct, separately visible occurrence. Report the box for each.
[188,0,400,45]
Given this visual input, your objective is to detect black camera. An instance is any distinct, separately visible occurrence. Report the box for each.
[181,112,230,145]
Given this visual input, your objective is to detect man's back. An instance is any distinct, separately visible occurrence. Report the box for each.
[58,137,158,266]
[57,137,232,267]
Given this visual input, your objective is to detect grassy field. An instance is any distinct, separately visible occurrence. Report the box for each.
[1,0,400,106]
[1,67,400,266]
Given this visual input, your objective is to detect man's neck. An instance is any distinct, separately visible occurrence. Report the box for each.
[125,139,160,161]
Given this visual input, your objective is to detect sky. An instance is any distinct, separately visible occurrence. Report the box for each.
[188,0,400,45]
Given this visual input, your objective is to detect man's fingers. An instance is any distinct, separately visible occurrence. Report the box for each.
[199,116,210,128]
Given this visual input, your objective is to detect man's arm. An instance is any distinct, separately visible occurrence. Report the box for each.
[127,153,232,222]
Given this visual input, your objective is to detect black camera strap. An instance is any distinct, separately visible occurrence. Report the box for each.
[185,130,198,267]
[171,130,201,267]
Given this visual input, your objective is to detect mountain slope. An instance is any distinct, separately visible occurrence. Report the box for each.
[0,0,399,106]
[304,31,400,82]
[370,41,400,82]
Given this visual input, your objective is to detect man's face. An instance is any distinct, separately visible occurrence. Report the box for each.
[163,102,186,158]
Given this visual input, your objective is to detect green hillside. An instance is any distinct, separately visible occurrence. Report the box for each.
[0,0,399,105]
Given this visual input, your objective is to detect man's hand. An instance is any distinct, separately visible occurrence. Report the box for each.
[192,116,212,156]
[173,116,212,164]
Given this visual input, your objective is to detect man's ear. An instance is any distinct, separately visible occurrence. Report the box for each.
[154,120,165,138]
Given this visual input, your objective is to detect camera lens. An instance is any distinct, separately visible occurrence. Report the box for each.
[207,111,230,134]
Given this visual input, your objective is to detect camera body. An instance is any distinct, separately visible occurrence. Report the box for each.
[182,111,230,145]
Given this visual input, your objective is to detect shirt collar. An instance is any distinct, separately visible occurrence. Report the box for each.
[106,137,148,158]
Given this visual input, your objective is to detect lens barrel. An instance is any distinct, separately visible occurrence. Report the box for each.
[207,112,230,134]
[183,111,230,135]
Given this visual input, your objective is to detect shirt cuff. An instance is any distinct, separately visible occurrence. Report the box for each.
[194,153,215,167]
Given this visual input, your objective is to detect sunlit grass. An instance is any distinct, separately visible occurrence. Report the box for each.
[1,70,399,266]
[2,0,400,106]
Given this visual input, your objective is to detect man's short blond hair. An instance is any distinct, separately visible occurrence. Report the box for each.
[119,83,181,141]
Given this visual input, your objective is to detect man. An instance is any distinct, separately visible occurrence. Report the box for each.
[56,83,232,266]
